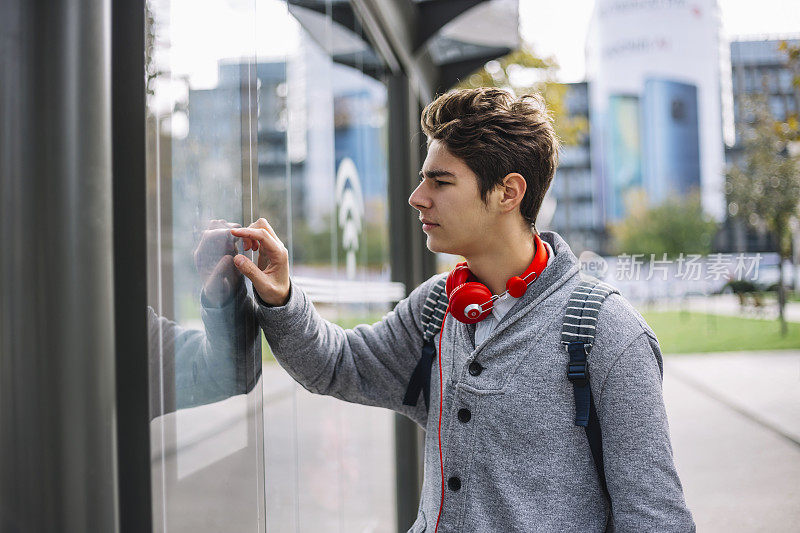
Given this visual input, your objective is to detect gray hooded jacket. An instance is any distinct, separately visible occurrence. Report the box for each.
[256,231,695,532]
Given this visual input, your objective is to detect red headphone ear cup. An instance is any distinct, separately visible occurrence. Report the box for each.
[449,282,493,324]
[506,276,527,298]
[446,263,471,297]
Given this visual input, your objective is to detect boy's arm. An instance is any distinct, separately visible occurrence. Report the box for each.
[594,330,696,532]
[230,218,437,426]
[255,275,442,427]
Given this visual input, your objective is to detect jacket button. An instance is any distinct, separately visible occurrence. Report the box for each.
[468,362,483,376]
[457,408,471,423]
[447,476,461,491]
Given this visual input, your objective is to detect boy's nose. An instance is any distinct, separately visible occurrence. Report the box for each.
[408,182,431,210]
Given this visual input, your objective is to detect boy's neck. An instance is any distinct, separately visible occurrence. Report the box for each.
[465,227,542,296]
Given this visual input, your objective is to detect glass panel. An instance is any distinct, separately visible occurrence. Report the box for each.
[779,69,793,92]
[769,95,785,119]
[257,2,301,530]
[145,0,265,530]
[285,8,341,531]
[333,23,396,533]
[147,1,397,531]
[260,2,398,531]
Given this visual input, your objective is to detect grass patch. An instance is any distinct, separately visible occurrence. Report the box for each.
[641,311,800,354]
[260,309,800,360]
[262,336,275,363]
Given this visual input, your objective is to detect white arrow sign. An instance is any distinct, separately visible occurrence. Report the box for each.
[335,157,365,280]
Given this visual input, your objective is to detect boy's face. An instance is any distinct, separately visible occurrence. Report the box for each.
[408,139,499,257]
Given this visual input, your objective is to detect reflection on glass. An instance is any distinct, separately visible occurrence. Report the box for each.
[147,220,260,418]
[145,0,265,530]
[146,0,398,530]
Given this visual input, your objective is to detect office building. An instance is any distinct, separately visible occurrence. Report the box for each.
[720,37,800,252]
[546,82,604,254]
[586,0,726,224]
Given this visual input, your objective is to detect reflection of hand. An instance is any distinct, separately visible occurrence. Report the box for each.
[194,219,243,306]
[230,218,291,306]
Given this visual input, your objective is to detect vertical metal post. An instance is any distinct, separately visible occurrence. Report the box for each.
[0,0,119,531]
[388,72,436,533]
[112,0,152,531]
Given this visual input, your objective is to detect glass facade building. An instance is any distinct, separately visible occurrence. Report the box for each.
[729,38,800,140]
[720,37,799,253]
[546,82,603,255]
[586,0,726,223]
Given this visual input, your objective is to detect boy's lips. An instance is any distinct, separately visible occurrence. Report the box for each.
[420,218,439,231]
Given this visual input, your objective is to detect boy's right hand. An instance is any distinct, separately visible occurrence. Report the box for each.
[230,218,291,306]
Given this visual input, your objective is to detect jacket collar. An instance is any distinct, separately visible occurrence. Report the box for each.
[465,230,581,353]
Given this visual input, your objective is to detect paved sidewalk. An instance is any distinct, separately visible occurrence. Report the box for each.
[663,350,800,532]
[266,350,800,532]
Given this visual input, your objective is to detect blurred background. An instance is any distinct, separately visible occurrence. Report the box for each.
[2,0,798,532]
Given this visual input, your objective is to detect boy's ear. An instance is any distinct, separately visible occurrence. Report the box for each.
[499,173,526,211]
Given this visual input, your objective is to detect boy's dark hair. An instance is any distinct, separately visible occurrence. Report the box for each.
[420,87,560,228]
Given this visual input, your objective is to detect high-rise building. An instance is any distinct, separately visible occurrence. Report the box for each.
[586,0,727,224]
[641,79,702,201]
[546,82,603,254]
[729,38,799,144]
[720,37,799,252]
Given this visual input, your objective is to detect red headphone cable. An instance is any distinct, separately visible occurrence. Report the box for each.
[432,238,549,529]
[434,304,449,533]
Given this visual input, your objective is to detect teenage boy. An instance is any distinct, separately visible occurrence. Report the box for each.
[230,88,695,532]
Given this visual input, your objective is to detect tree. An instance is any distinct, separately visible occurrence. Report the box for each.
[726,95,800,336]
[455,44,587,146]
[610,189,717,258]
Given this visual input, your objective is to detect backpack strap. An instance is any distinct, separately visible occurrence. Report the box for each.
[561,277,619,505]
[403,276,448,410]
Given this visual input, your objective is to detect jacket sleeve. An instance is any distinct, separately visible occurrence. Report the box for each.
[594,331,696,532]
[254,274,444,427]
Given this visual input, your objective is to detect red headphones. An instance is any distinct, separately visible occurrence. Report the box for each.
[444,233,549,324]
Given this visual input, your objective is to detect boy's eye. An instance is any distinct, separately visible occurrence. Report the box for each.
[418,175,449,186]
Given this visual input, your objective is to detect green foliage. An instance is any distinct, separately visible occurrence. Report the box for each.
[610,189,718,258]
[454,44,587,146]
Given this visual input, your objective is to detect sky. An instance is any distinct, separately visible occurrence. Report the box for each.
[520,0,800,82]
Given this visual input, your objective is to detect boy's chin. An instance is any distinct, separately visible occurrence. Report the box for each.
[426,236,461,256]
[425,236,444,254]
